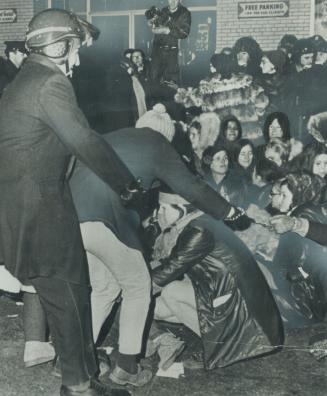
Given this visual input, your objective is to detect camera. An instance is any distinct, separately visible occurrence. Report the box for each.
[145,6,170,28]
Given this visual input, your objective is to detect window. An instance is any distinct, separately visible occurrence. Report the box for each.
[34,0,86,14]
[33,0,48,14]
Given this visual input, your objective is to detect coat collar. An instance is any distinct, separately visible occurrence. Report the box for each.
[26,53,63,75]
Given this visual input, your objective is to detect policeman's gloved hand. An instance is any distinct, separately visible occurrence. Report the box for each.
[120,178,149,220]
[223,207,253,231]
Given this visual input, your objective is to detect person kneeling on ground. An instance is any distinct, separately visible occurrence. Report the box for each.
[147,191,284,370]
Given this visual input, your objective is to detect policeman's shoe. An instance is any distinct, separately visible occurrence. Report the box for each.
[60,378,132,396]
[109,364,152,387]
[24,341,55,368]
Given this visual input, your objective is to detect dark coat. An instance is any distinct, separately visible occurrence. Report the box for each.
[0,54,135,284]
[273,203,327,318]
[152,221,284,369]
[152,5,191,49]
[69,128,232,251]
[0,57,19,97]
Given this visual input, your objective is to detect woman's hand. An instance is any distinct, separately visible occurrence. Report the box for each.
[269,215,295,234]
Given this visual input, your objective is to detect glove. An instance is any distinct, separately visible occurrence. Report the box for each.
[223,207,253,231]
[120,178,149,220]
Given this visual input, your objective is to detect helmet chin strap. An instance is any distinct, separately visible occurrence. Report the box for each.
[38,38,80,77]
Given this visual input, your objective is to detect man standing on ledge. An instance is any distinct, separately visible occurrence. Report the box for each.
[148,0,191,84]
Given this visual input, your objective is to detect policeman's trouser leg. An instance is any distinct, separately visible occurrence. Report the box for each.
[30,277,98,387]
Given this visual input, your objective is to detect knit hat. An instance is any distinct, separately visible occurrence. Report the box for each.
[136,103,175,142]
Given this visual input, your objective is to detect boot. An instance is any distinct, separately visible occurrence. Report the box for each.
[60,378,131,395]
[24,341,55,367]
[109,364,152,387]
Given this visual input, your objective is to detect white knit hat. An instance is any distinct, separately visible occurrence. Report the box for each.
[136,103,175,142]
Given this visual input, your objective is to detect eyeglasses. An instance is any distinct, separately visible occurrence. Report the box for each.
[269,190,281,197]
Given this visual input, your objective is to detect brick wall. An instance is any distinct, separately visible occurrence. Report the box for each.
[0,0,33,56]
[216,0,312,51]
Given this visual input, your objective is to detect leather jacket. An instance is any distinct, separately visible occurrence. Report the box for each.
[152,222,284,369]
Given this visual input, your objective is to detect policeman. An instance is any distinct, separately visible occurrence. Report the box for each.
[0,9,139,396]
[0,40,27,96]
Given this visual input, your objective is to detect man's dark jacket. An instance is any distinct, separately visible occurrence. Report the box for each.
[0,54,135,284]
[0,58,19,97]
[69,128,232,251]
[152,4,191,48]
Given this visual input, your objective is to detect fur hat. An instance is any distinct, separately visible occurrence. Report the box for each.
[136,103,175,142]
[264,50,288,74]
[292,38,315,63]
[285,172,326,208]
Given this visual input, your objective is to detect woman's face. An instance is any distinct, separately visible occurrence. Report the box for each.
[260,56,276,74]
[270,183,293,213]
[238,144,253,169]
[131,51,144,68]
[268,118,283,139]
[157,203,181,230]
[211,150,229,175]
[313,153,327,178]
[237,51,250,66]
[265,147,282,167]
[189,127,200,151]
[316,51,327,65]
[225,121,239,141]
[300,53,314,69]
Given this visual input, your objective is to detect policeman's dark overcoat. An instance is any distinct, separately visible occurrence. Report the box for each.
[0,54,133,285]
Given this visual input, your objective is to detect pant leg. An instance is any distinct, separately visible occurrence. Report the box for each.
[80,222,151,355]
[30,277,98,387]
[23,292,47,342]
[160,277,201,336]
[150,46,166,83]
[163,49,180,84]
[87,251,121,342]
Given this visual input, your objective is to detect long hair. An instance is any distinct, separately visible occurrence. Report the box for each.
[217,115,242,144]
[289,142,327,175]
[230,138,255,169]
[263,112,291,142]
[265,138,291,166]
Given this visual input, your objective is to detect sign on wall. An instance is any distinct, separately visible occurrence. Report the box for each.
[315,0,327,40]
[238,1,289,19]
[0,9,17,24]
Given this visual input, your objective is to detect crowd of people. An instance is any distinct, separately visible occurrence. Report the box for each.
[1,1,327,396]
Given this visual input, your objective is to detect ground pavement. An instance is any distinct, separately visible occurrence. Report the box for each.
[0,295,326,396]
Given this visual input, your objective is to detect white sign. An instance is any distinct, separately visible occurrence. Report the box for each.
[238,1,289,18]
[0,9,17,24]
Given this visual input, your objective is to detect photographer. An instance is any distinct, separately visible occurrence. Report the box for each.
[146,0,191,84]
